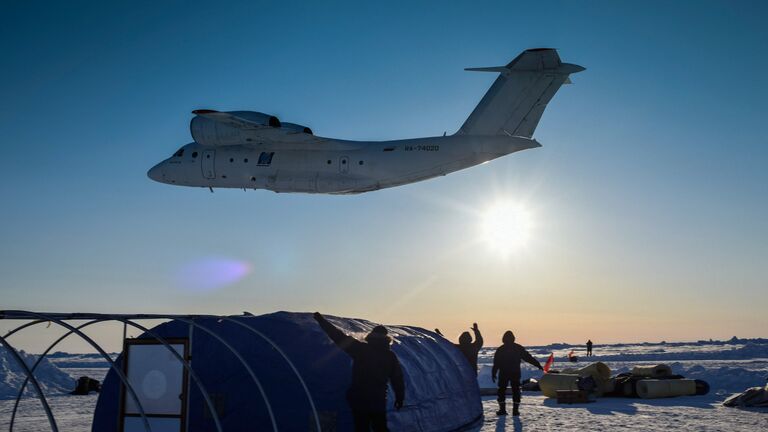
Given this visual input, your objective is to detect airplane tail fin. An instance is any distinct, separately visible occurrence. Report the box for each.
[457,48,584,137]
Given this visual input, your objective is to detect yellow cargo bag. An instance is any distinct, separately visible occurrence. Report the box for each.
[631,364,672,378]
[637,379,696,398]
[539,373,580,398]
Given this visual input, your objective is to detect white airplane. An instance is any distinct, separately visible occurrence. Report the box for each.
[148,48,584,194]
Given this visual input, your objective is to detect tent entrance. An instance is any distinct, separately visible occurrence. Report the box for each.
[119,338,189,432]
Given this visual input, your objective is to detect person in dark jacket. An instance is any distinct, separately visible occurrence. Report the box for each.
[314,312,405,432]
[586,339,593,356]
[491,330,543,416]
[435,323,484,374]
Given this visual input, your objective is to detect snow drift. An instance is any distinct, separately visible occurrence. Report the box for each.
[0,345,74,400]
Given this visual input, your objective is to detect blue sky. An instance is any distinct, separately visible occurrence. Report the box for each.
[1,1,767,350]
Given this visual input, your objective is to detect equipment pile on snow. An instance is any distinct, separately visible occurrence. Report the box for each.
[70,376,101,395]
[723,383,768,408]
[539,362,710,401]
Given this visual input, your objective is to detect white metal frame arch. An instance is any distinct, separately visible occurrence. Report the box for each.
[3,312,155,432]
[0,334,58,432]
[5,318,225,432]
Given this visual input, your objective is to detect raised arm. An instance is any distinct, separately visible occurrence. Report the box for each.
[520,346,543,370]
[314,312,362,356]
[472,323,483,350]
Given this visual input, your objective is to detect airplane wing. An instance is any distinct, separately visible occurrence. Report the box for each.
[191,109,322,146]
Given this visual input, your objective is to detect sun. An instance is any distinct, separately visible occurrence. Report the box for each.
[479,201,534,256]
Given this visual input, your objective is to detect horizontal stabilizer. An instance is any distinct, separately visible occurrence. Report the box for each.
[465,66,509,73]
[506,47,563,70]
[465,48,585,75]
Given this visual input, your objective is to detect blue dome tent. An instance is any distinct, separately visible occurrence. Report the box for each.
[92,312,482,431]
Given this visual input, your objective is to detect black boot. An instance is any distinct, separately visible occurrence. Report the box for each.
[512,403,520,416]
[496,401,507,416]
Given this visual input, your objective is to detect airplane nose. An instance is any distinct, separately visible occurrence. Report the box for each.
[147,163,165,182]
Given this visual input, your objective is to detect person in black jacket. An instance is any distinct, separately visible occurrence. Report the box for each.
[435,323,484,374]
[491,330,543,416]
[586,339,593,356]
[314,312,405,432]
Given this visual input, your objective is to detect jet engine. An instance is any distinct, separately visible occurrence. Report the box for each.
[281,122,313,135]
[190,111,281,146]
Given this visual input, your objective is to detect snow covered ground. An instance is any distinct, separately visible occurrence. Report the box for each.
[476,339,768,431]
[0,349,74,400]
[478,395,768,431]
[0,367,104,431]
[1,339,766,431]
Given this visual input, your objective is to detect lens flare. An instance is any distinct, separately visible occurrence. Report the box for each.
[480,201,533,256]
[175,258,251,293]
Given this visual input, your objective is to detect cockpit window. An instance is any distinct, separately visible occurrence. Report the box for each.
[173,148,185,157]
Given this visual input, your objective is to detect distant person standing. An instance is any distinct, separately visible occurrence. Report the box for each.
[586,339,593,356]
[435,323,484,374]
[314,312,405,432]
[492,331,543,416]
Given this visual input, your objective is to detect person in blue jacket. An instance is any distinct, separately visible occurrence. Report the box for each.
[314,312,405,432]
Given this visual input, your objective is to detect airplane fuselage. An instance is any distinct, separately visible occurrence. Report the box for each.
[148,134,539,194]
[148,49,583,193]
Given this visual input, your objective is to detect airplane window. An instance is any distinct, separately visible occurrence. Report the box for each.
[173,148,184,157]
[229,158,234,163]
[244,158,248,163]
[192,152,198,158]
[341,159,347,164]
[327,160,331,164]
[359,161,364,165]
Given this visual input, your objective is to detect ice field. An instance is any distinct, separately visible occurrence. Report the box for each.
[2,339,767,431]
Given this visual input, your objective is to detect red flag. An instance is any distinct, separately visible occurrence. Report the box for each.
[543,353,554,373]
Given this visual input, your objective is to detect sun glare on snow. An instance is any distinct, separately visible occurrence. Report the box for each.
[479,201,534,257]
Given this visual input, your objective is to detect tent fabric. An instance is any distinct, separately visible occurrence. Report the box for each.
[92,312,482,432]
